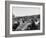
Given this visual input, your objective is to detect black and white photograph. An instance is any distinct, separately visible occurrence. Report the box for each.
[12,7,40,31]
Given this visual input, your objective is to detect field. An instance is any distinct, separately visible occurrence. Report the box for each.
[12,15,40,31]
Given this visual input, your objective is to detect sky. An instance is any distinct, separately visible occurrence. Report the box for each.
[12,5,40,17]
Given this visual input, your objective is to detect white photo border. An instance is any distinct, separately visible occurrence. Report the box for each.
[10,4,43,34]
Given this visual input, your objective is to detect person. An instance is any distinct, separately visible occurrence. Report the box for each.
[12,21,20,31]
[31,19,38,30]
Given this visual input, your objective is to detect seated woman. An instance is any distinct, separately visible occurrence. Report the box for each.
[12,21,20,31]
